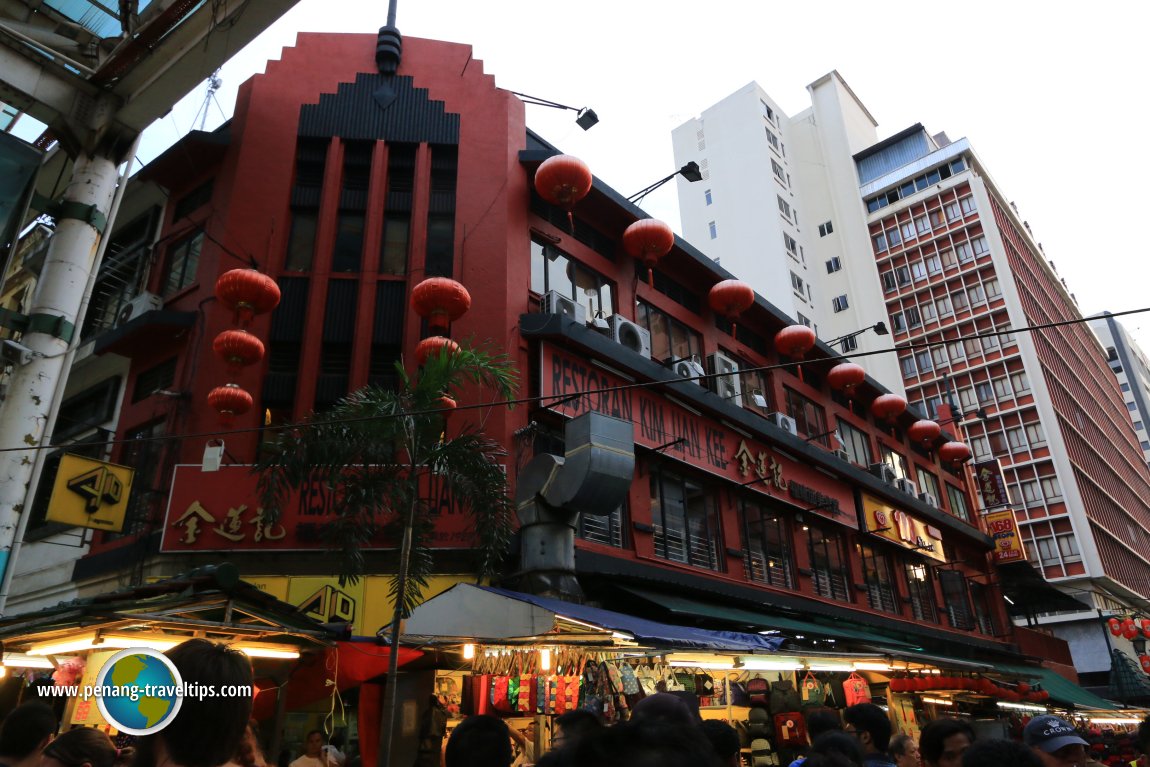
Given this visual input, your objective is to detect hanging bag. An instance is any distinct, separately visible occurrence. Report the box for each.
[800,671,827,707]
[769,678,801,714]
[747,674,770,707]
[843,672,872,706]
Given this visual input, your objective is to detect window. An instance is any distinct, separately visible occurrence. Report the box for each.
[771,159,786,182]
[1040,476,1063,501]
[1007,427,1026,452]
[1019,480,1042,506]
[921,301,937,323]
[914,349,933,374]
[380,214,410,275]
[945,202,961,221]
[910,261,927,282]
[760,100,776,122]
[873,233,888,252]
[1135,421,1144,431]
[960,196,977,215]
[925,254,942,275]
[968,284,987,305]
[924,395,943,419]
[819,221,834,237]
[905,306,922,329]
[888,227,902,247]
[808,525,851,602]
[905,562,937,623]
[1121,383,1131,392]
[790,271,805,296]
[900,355,917,378]
[940,248,957,269]
[1010,371,1030,393]
[926,346,947,371]
[1026,422,1047,448]
[858,543,899,614]
[956,242,974,263]
[765,127,780,149]
[890,312,905,333]
[785,388,830,446]
[972,236,989,255]
[784,233,798,256]
[826,257,842,274]
[882,272,897,292]
[944,341,964,361]
[970,581,997,636]
[917,468,941,502]
[286,210,318,271]
[840,335,857,353]
[705,189,713,206]
[980,334,999,353]
[992,378,1012,398]
[163,230,203,295]
[901,222,916,242]
[797,312,812,328]
[838,421,871,466]
[971,437,991,461]
[1057,533,1081,562]
[946,484,970,522]
[929,209,945,228]
[958,387,977,411]
[952,290,969,312]
[879,445,910,481]
[649,465,721,570]
[915,215,931,235]
[708,221,718,239]
[742,498,793,589]
[636,301,701,364]
[938,569,975,630]
[985,278,1001,299]
[832,294,849,313]
[975,382,994,404]
[531,240,615,319]
[936,296,953,317]
[333,212,365,272]
[778,196,792,218]
[1130,401,1139,412]
[578,502,628,547]
[896,266,911,286]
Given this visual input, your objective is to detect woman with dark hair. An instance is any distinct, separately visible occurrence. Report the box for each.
[135,639,255,767]
[42,728,135,767]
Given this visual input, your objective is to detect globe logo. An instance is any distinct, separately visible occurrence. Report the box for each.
[95,647,184,735]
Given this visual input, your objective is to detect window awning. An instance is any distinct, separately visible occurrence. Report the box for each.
[618,586,922,651]
[997,562,1090,617]
[996,662,1123,711]
[403,584,784,653]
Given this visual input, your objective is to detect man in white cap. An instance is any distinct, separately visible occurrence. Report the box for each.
[1023,715,1089,767]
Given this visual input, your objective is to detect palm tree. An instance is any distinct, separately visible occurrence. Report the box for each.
[254,342,518,767]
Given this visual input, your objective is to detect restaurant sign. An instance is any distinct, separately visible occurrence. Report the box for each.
[860,492,945,561]
[984,509,1026,564]
[540,342,855,528]
[972,459,1010,509]
[160,465,477,552]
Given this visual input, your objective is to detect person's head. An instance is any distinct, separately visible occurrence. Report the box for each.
[304,732,324,758]
[920,719,975,767]
[806,708,843,741]
[629,693,699,729]
[235,721,266,767]
[890,733,920,767]
[1023,716,1088,767]
[699,720,741,767]
[552,710,603,752]
[0,701,57,761]
[842,703,892,754]
[962,739,1043,767]
[145,638,254,767]
[562,718,722,767]
[41,728,133,767]
[445,716,512,767]
[812,731,865,766]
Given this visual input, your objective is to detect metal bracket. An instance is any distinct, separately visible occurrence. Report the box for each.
[27,313,75,343]
[0,307,29,334]
[47,200,108,234]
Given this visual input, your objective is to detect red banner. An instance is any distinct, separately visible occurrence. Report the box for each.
[540,343,856,528]
[161,465,478,552]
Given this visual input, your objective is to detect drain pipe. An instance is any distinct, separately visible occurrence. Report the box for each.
[515,412,634,600]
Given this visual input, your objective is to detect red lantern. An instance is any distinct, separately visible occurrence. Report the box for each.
[827,362,866,397]
[1124,618,1139,641]
[1109,617,1123,637]
[435,395,457,415]
[1039,690,1050,701]
[1141,618,1150,638]
[411,277,471,333]
[216,269,281,326]
[889,678,906,693]
[708,279,755,335]
[415,336,460,366]
[908,419,942,446]
[624,219,675,287]
[207,383,253,425]
[871,393,907,423]
[775,325,817,382]
[938,441,972,466]
[534,154,593,229]
[212,329,265,372]
[1017,682,1030,694]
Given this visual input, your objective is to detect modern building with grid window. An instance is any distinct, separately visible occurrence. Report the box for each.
[675,71,1150,693]
[1090,314,1150,468]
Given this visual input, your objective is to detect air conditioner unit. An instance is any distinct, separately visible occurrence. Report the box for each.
[607,315,651,358]
[834,449,850,462]
[919,491,938,507]
[895,478,918,496]
[768,412,798,436]
[708,352,742,407]
[669,356,705,385]
[116,292,163,326]
[869,462,897,484]
[542,290,586,325]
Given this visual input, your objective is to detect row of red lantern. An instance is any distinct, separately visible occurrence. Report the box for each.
[207,269,281,425]
[1108,617,1150,640]
[888,676,1049,702]
[410,277,475,417]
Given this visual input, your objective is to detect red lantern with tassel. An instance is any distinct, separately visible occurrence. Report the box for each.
[624,219,675,287]
[1141,656,1150,674]
[871,393,908,423]
[1141,618,1150,638]
[1124,618,1139,641]
[216,269,281,326]
[212,329,265,373]
[708,280,755,336]
[435,395,457,416]
[938,441,972,466]
[534,154,593,229]
[908,419,942,446]
[415,336,460,366]
[774,325,817,382]
[207,383,253,425]
[827,362,866,398]
[411,277,471,333]
[1108,617,1123,637]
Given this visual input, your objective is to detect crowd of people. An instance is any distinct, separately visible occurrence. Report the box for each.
[442,694,1150,767]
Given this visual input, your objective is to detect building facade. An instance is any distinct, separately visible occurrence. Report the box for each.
[674,72,1150,689]
[1090,313,1150,466]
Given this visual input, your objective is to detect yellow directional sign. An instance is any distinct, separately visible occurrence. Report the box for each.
[47,455,134,532]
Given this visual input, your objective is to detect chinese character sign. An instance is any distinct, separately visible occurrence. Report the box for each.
[985,509,1025,563]
[973,459,1009,509]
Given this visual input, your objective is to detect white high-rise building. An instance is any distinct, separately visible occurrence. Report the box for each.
[1090,314,1150,466]
[675,71,1150,692]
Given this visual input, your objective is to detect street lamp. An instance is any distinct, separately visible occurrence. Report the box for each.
[627,162,704,205]
[825,321,888,350]
[509,91,599,130]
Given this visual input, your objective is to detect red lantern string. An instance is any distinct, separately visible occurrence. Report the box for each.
[623,219,675,288]
[534,154,593,231]
[708,280,755,337]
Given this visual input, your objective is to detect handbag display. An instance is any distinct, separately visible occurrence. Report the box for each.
[800,671,827,707]
[843,672,872,706]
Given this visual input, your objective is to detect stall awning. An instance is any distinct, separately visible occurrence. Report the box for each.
[997,662,1122,711]
[618,586,921,650]
[403,584,784,652]
[997,562,1091,617]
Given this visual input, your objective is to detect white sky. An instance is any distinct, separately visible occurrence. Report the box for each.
[129,0,1149,350]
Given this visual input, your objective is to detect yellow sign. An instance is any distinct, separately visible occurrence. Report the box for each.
[71,650,118,730]
[985,509,1026,563]
[861,493,944,561]
[47,455,134,531]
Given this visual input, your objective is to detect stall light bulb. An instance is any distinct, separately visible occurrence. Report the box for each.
[463,644,475,660]
[0,665,7,679]
[539,648,551,671]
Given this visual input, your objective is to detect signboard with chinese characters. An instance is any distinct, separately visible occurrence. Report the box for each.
[972,459,1010,509]
[71,650,117,730]
[161,465,477,552]
[984,509,1026,564]
[860,492,945,561]
[539,343,856,528]
[47,455,134,532]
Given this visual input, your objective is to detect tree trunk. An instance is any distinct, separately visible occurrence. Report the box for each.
[378,492,418,767]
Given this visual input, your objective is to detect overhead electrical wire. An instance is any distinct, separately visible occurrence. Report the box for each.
[2,306,1147,456]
